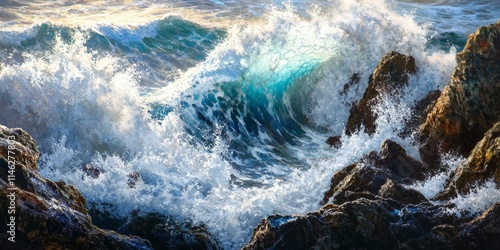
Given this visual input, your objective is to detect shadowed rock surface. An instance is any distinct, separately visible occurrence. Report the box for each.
[321,140,427,206]
[345,51,417,136]
[419,20,500,165]
[400,90,441,139]
[436,122,500,200]
[92,211,222,250]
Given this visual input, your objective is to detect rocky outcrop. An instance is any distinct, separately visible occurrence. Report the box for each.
[321,140,427,205]
[244,135,499,249]
[90,211,222,250]
[436,122,500,200]
[243,197,476,250]
[419,20,500,165]
[0,125,152,249]
[454,203,500,250]
[118,212,221,250]
[345,51,417,136]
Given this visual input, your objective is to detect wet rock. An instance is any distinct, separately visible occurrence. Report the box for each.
[127,172,141,188]
[345,51,417,136]
[379,179,427,205]
[453,203,500,250]
[326,135,342,148]
[243,199,462,250]
[340,73,361,95]
[322,140,427,205]
[400,90,441,138]
[0,125,151,249]
[436,122,500,200]
[243,199,399,250]
[321,163,391,205]
[118,212,221,250]
[378,140,427,180]
[419,20,500,165]
[82,164,102,179]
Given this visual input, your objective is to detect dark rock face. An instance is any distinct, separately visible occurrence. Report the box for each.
[419,20,500,165]
[321,140,427,206]
[345,51,417,136]
[454,203,500,250]
[400,90,441,139]
[0,125,151,249]
[243,198,474,250]
[436,122,500,200]
[325,135,342,148]
[117,212,221,250]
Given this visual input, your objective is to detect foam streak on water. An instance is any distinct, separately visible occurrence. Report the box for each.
[0,0,498,248]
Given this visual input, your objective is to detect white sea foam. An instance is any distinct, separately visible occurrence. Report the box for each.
[447,181,500,216]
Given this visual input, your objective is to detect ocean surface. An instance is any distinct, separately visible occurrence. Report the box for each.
[1,0,499,248]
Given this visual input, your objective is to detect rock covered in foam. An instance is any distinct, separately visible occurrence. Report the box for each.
[345,51,417,136]
[419,19,500,165]
[0,125,152,249]
[436,122,500,200]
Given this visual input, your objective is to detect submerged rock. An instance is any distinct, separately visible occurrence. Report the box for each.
[0,125,151,249]
[419,20,500,165]
[325,135,342,148]
[436,122,500,200]
[345,51,417,136]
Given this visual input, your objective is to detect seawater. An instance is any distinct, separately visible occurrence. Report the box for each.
[0,0,499,248]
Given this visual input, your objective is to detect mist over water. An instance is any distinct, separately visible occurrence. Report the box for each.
[0,0,499,248]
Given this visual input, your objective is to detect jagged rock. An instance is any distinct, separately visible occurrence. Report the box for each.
[419,20,500,165]
[118,212,221,250]
[127,172,141,188]
[0,125,152,249]
[379,179,427,205]
[243,198,466,250]
[322,140,427,205]
[340,73,361,95]
[243,199,399,250]
[436,122,500,200]
[378,140,427,180]
[345,51,417,136]
[453,203,500,250]
[400,90,441,138]
[325,135,342,148]
[82,164,102,179]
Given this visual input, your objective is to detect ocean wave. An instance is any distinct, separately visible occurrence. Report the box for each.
[0,0,496,249]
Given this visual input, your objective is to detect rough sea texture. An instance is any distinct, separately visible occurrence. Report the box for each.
[1,0,499,248]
